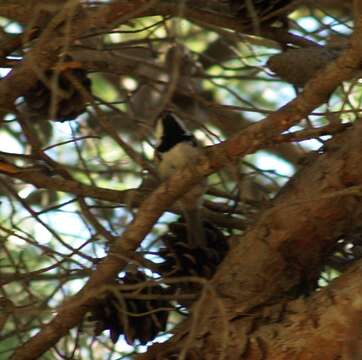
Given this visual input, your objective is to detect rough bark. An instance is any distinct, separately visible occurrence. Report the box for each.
[138,259,362,359]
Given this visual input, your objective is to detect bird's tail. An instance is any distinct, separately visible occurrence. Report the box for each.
[182,208,206,248]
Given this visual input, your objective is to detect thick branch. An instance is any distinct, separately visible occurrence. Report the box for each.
[243,259,362,359]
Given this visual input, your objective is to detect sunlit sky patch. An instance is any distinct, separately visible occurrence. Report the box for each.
[0,128,23,153]
[297,17,320,32]
[252,151,295,178]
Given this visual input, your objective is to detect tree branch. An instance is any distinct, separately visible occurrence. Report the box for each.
[244,259,362,359]
[0,0,156,116]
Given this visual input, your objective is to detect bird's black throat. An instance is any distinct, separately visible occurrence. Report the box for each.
[157,114,197,153]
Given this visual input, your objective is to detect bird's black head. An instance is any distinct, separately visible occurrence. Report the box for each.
[156,112,196,153]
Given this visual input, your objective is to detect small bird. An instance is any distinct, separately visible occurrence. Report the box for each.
[155,112,207,249]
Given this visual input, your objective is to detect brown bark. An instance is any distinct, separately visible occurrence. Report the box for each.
[137,260,362,359]
[237,260,362,360]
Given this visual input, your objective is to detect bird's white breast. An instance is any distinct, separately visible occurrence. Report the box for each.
[158,142,201,179]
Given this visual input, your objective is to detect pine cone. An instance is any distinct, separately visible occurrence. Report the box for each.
[157,220,229,305]
[159,221,228,278]
[23,58,91,122]
[267,47,340,87]
[87,271,170,345]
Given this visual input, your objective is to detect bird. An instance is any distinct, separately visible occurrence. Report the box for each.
[155,112,207,249]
